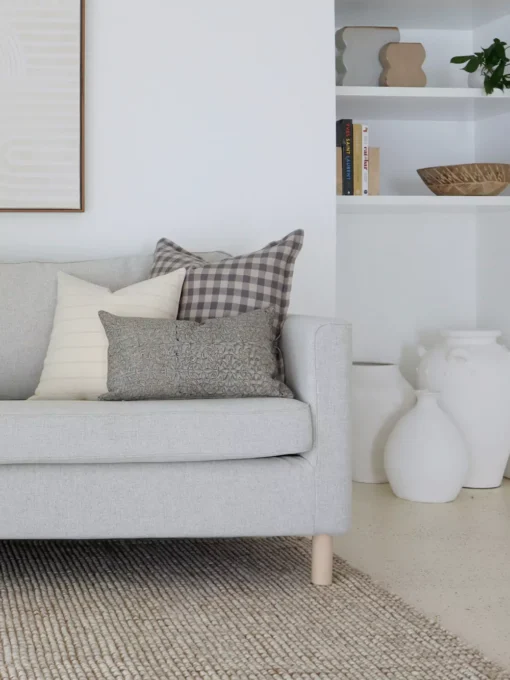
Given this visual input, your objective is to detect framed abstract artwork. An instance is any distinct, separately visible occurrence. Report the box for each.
[0,0,85,212]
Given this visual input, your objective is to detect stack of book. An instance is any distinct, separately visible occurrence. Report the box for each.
[336,119,380,197]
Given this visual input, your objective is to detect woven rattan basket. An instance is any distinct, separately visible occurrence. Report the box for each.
[417,163,510,197]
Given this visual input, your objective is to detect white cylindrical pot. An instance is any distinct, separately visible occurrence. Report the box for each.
[352,363,416,483]
[385,391,469,503]
[418,331,510,489]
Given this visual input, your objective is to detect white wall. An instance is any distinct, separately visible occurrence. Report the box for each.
[0,0,337,317]
[476,16,510,341]
[402,29,473,88]
[337,213,478,384]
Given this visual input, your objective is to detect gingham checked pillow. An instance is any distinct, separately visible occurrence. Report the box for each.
[150,230,304,378]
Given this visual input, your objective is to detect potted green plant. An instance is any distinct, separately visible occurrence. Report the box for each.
[451,38,510,95]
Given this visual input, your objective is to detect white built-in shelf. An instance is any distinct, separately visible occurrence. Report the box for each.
[336,87,510,122]
[336,195,510,213]
[335,0,509,30]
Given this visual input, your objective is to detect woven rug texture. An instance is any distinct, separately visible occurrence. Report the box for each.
[0,537,508,680]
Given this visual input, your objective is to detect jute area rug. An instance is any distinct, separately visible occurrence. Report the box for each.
[0,537,508,680]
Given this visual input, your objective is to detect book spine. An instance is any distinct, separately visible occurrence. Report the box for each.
[353,124,362,196]
[362,125,370,196]
[340,119,353,196]
[335,119,343,148]
[336,147,343,196]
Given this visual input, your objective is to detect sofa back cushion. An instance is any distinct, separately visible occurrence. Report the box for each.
[0,252,226,400]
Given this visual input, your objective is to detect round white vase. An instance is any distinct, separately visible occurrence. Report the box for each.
[352,363,416,483]
[385,391,469,503]
[418,331,510,489]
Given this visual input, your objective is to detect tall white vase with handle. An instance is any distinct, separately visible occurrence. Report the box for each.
[384,391,469,503]
[352,363,416,483]
[418,331,510,489]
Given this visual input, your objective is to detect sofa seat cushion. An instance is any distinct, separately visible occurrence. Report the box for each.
[0,399,312,465]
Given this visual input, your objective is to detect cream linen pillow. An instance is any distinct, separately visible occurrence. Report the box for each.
[32,269,186,400]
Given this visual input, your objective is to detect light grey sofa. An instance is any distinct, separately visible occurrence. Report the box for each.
[0,254,352,585]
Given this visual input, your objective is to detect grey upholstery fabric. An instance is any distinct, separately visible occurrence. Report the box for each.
[281,316,352,535]
[0,314,351,541]
[99,308,292,401]
[0,253,226,400]
[0,398,311,465]
[150,231,304,379]
[0,457,315,539]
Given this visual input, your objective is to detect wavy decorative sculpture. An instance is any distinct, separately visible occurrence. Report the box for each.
[380,42,427,88]
[336,26,400,86]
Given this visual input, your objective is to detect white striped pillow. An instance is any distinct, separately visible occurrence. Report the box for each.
[32,269,186,400]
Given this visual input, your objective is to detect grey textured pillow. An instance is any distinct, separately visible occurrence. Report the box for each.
[99,308,293,401]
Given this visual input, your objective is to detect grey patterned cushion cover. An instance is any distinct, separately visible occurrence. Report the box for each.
[98,308,293,401]
[150,230,304,379]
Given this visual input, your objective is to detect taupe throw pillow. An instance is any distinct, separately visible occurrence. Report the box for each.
[99,308,293,401]
[150,230,304,379]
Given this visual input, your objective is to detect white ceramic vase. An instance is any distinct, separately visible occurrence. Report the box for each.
[352,363,416,483]
[418,331,510,489]
[385,391,469,503]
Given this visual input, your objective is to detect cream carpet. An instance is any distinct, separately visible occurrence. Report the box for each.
[0,537,508,680]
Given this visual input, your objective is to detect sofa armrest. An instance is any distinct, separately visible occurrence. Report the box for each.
[281,315,352,535]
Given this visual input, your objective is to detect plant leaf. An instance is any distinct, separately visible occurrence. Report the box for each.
[464,57,481,73]
[494,42,506,61]
[491,62,505,83]
[484,44,497,65]
[451,55,472,64]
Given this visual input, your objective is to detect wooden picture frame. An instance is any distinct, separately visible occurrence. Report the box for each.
[0,0,85,212]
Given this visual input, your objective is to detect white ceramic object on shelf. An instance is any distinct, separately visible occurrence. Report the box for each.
[418,331,510,489]
[352,363,416,483]
[385,391,469,503]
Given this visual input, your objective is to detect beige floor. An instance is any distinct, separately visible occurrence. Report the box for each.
[334,480,510,669]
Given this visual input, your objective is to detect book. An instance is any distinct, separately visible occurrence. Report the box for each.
[336,148,343,195]
[353,124,363,196]
[339,119,353,196]
[336,120,343,148]
[368,147,380,196]
[362,126,369,196]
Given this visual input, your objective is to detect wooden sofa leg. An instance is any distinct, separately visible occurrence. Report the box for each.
[311,535,333,586]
